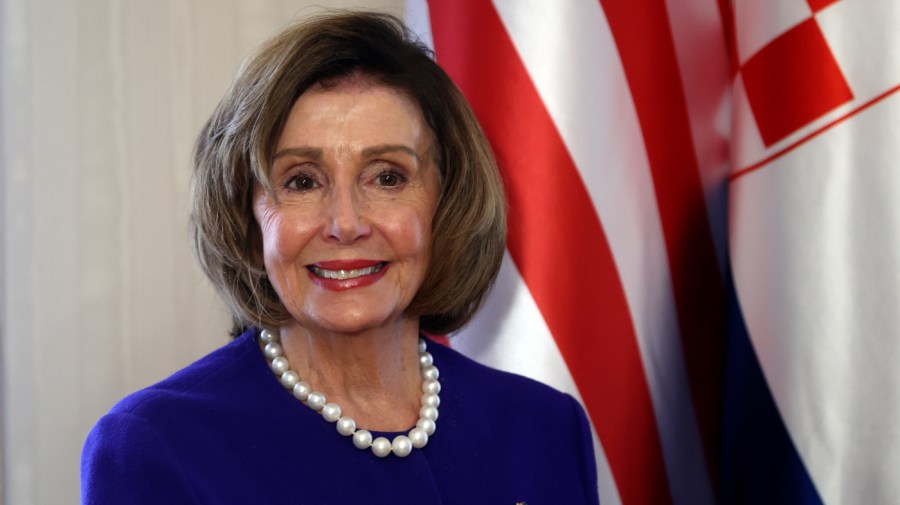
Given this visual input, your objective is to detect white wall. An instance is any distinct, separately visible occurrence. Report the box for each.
[0,1,404,503]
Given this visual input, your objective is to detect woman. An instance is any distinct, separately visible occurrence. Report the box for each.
[82,11,599,504]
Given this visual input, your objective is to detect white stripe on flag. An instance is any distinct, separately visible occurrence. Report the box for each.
[491,1,714,504]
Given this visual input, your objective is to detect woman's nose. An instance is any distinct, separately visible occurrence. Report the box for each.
[323,185,371,244]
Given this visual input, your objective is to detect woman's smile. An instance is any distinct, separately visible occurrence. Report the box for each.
[307,260,389,290]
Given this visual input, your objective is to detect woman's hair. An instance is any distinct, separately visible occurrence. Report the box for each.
[191,11,506,336]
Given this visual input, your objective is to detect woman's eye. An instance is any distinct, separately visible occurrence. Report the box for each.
[285,175,317,191]
[376,172,404,187]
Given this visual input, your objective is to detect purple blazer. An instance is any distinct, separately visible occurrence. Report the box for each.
[82,328,600,504]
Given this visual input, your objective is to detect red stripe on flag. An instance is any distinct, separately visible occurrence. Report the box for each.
[716,0,740,75]
[598,0,726,487]
[428,2,672,504]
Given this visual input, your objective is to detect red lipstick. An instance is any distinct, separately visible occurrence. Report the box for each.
[312,259,383,270]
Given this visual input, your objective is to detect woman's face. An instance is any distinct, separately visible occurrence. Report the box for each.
[254,80,440,336]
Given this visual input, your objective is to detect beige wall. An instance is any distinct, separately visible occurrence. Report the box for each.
[0,1,405,503]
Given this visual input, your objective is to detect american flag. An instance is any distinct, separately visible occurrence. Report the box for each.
[408,1,900,504]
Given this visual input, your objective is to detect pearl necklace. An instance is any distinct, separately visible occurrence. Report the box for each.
[259,329,441,458]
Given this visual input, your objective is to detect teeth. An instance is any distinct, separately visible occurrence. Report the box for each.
[311,263,384,280]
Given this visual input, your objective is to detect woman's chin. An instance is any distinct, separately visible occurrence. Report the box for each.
[294,310,410,337]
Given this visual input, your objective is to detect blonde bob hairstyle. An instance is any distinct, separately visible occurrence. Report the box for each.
[190,11,506,336]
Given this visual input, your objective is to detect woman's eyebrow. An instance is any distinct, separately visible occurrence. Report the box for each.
[361,144,418,159]
[273,146,323,160]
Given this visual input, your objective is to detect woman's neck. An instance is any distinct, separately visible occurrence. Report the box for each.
[275,319,423,431]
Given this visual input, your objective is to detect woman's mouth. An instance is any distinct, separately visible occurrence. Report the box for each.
[308,262,386,280]
[306,260,389,291]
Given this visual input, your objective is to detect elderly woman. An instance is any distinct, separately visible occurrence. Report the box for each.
[82,11,598,504]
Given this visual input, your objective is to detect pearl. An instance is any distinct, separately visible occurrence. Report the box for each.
[408,428,428,448]
[260,329,277,344]
[422,379,441,395]
[422,365,439,381]
[271,356,289,375]
[336,417,356,436]
[371,437,392,458]
[292,381,311,401]
[322,403,342,422]
[419,405,439,421]
[263,342,283,360]
[260,329,439,458]
[280,370,299,389]
[392,435,413,457]
[306,391,326,411]
[416,418,436,436]
[353,429,373,449]
[421,393,440,408]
